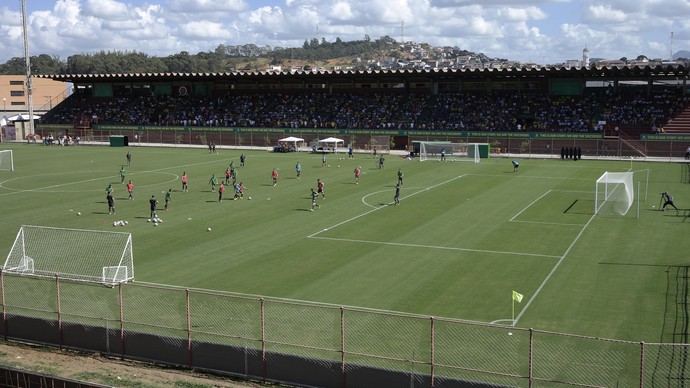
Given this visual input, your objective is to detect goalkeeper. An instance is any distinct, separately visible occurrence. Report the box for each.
[661,192,679,214]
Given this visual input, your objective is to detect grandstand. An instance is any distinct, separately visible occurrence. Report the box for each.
[23,65,689,161]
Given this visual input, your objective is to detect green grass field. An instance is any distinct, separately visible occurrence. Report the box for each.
[1,143,688,344]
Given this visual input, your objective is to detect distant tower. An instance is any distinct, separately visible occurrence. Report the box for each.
[583,46,590,67]
[400,20,404,45]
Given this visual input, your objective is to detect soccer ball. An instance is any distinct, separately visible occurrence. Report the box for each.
[154,223,158,227]
[113,222,117,226]
[337,165,340,168]
[248,196,252,200]
[124,221,128,225]
[207,227,212,231]
[77,212,81,216]
[147,219,151,223]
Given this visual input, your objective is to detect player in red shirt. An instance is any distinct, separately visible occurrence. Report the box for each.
[317,178,325,198]
[272,168,279,186]
[126,180,134,199]
[181,172,188,192]
[354,166,361,184]
[218,182,225,202]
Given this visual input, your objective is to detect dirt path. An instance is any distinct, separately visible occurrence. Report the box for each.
[0,340,268,387]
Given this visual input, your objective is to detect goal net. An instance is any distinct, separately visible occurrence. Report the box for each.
[419,141,480,163]
[595,172,634,216]
[0,150,13,171]
[3,225,134,285]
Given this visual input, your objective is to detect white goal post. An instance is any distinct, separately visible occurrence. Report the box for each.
[3,225,134,285]
[0,150,14,171]
[595,172,634,216]
[418,141,480,163]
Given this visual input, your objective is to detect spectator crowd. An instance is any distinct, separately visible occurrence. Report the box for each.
[43,88,688,134]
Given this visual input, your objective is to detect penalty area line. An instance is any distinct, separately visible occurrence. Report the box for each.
[308,236,561,259]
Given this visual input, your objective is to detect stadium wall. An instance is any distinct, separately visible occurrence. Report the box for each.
[28,125,690,160]
[0,274,686,387]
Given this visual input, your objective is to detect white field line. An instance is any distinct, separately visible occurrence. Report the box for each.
[509,190,552,222]
[309,236,561,259]
[510,220,586,227]
[310,173,560,259]
[512,213,597,326]
[309,174,468,238]
[0,157,231,196]
[509,189,593,226]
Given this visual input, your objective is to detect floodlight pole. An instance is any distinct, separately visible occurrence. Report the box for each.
[21,0,35,138]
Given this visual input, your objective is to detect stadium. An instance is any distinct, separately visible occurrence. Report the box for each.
[1,64,690,387]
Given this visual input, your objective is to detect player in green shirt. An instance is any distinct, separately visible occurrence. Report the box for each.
[209,174,217,192]
[310,188,320,211]
[119,166,126,183]
[164,189,172,211]
[397,169,404,186]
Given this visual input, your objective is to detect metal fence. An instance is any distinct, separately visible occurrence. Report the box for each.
[0,273,687,387]
[32,126,690,161]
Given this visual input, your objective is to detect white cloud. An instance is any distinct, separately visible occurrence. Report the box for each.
[168,0,247,12]
[584,4,627,24]
[82,0,130,21]
[0,0,686,65]
[329,2,355,21]
[178,21,233,40]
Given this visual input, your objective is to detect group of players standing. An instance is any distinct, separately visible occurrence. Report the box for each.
[105,151,173,218]
[208,155,248,202]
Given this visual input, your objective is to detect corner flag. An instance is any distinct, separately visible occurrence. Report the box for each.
[512,290,524,303]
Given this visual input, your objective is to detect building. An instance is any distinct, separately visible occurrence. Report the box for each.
[0,75,71,117]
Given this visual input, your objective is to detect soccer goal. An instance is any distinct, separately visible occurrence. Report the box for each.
[3,225,134,286]
[0,150,14,171]
[595,172,634,216]
[419,141,480,163]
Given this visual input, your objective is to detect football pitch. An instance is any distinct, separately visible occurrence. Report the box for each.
[0,143,688,344]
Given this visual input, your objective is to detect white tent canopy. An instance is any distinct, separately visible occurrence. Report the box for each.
[278,136,304,151]
[7,114,41,122]
[278,136,304,143]
[318,137,345,152]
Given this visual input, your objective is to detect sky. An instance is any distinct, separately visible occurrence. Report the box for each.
[0,0,688,66]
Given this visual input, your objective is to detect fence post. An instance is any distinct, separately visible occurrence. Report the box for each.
[1,270,6,340]
[430,316,435,388]
[56,275,63,350]
[341,307,346,388]
[119,283,124,358]
[529,328,534,388]
[261,297,266,381]
[186,289,192,368]
[639,341,645,388]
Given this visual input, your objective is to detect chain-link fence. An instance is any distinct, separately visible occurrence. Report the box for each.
[0,273,687,387]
